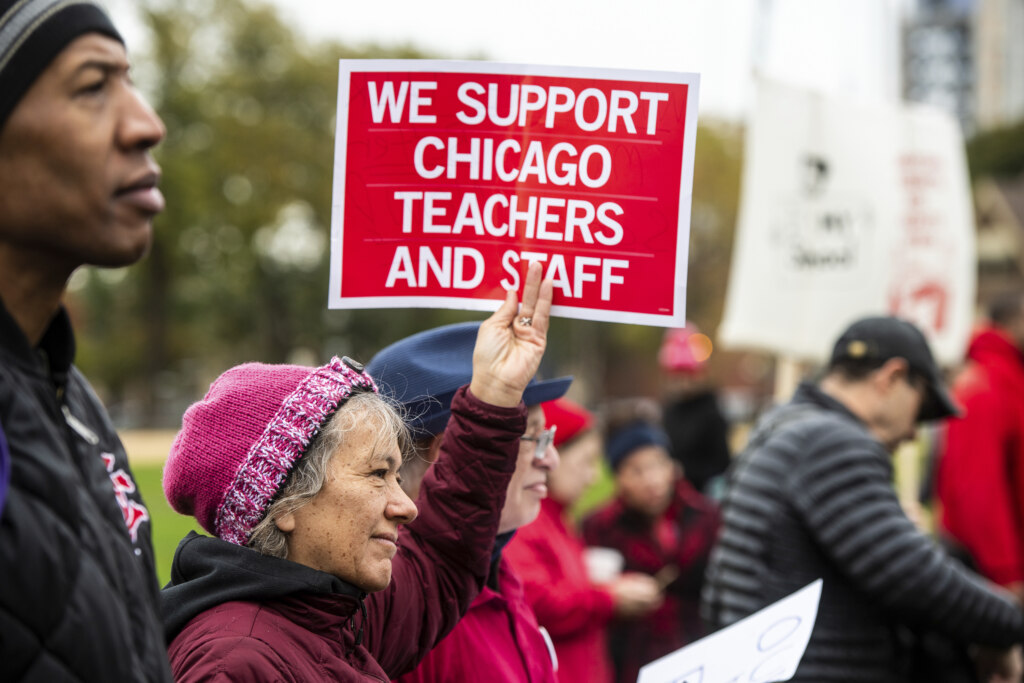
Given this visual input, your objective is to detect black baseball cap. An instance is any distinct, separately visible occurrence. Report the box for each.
[829,316,961,422]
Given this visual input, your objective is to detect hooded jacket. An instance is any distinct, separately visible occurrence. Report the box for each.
[938,327,1024,586]
[0,301,171,682]
[165,534,382,681]
[163,386,525,682]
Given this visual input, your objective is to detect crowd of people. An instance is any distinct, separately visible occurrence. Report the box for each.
[4,2,1024,682]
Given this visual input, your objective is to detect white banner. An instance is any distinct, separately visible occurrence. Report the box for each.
[719,78,975,365]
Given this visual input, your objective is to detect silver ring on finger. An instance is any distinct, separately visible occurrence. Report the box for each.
[518,316,533,327]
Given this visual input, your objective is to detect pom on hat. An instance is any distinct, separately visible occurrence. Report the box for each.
[163,356,376,546]
[542,398,594,448]
[605,420,671,471]
[0,0,123,133]
[659,323,713,374]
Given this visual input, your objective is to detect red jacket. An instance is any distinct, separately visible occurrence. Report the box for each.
[504,497,615,683]
[582,480,719,683]
[394,555,558,683]
[163,386,525,681]
[938,328,1024,586]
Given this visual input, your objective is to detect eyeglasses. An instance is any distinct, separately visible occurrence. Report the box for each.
[521,426,557,459]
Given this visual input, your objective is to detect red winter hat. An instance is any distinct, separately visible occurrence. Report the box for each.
[163,356,376,546]
[542,398,594,448]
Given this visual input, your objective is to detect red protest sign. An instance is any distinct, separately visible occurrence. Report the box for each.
[329,61,699,326]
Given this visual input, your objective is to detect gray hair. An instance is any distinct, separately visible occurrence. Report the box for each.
[247,390,411,559]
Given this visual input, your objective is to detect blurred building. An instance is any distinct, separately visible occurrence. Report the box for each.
[974,0,1024,129]
[903,0,975,131]
[904,0,1024,134]
[904,0,1024,318]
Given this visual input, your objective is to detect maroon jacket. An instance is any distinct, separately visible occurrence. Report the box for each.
[162,386,525,682]
[582,480,719,683]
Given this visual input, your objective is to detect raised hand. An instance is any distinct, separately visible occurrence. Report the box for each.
[469,261,553,407]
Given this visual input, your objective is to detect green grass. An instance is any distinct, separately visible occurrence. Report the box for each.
[133,462,203,586]
[571,461,616,521]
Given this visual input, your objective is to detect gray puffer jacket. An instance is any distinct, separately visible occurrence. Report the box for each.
[702,382,1024,682]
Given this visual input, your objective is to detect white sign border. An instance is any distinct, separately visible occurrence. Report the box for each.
[329,59,700,328]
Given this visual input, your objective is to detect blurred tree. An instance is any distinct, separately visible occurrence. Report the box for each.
[967,117,1024,181]
[75,0,439,424]
[544,121,744,400]
[687,121,744,330]
[72,0,744,423]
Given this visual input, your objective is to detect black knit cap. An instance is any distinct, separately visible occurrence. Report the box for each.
[0,0,122,133]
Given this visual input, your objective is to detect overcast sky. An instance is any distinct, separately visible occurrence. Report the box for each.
[107,0,912,121]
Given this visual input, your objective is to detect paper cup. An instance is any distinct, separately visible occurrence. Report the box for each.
[584,546,624,583]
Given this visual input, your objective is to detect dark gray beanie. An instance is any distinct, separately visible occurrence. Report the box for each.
[0,0,122,132]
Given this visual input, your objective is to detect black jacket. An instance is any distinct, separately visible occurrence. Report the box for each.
[0,301,171,682]
[662,389,731,493]
[702,382,1024,682]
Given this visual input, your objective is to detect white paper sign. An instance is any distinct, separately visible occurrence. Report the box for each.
[719,77,975,366]
[636,579,822,683]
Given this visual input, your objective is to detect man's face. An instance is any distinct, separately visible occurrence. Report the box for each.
[873,369,926,453]
[0,33,165,275]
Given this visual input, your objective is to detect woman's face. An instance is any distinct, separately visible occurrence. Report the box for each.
[615,445,676,518]
[548,430,602,506]
[277,411,418,591]
[499,405,559,533]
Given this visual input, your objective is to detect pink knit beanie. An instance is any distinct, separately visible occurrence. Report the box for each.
[163,356,377,546]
